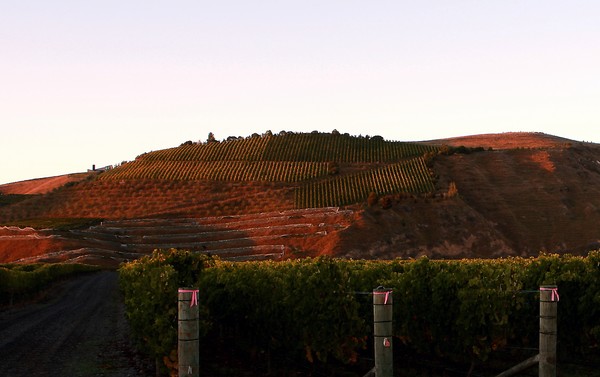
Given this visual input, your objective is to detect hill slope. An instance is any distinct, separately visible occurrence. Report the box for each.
[1,131,599,265]
[334,134,600,259]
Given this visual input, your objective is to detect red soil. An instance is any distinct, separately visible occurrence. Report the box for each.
[0,227,72,262]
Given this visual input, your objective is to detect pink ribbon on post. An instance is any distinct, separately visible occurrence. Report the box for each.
[179,289,199,307]
[374,290,391,305]
[540,287,559,302]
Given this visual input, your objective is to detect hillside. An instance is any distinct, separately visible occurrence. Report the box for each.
[0,173,92,195]
[1,131,599,266]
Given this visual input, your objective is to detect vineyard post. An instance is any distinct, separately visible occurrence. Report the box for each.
[495,285,558,377]
[373,286,393,377]
[539,285,558,377]
[178,288,200,377]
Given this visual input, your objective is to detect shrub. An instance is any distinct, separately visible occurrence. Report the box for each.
[367,192,379,207]
[380,195,393,209]
[447,181,459,198]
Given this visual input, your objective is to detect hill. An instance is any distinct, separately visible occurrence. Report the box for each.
[1,131,599,266]
[421,131,575,150]
[0,173,92,195]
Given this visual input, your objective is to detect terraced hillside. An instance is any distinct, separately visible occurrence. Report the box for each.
[6,207,355,266]
[0,132,438,265]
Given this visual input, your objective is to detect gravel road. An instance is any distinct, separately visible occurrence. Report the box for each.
[0,271,152,377]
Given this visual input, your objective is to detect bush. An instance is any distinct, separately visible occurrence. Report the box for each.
[119,250,214,371]
[367,192,379,207]
[0,263,98,306]
[380,195,393,209]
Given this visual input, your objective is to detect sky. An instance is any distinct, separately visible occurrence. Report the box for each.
[1,1,599,184]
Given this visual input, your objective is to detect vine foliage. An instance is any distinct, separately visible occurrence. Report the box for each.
[119,250,600,372]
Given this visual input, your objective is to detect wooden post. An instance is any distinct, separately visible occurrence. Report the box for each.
[539,285,558,377]
[373,286,393,377]
[495,285,559,377]
[178,288,200,377]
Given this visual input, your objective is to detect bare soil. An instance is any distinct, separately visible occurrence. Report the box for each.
[0,271,153,377]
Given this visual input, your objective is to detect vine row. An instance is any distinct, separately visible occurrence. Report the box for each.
[119,250,600,374]
[100,160,329,182]
[139,136,271,162]
[295,157,435,208]
[134,132,439,163]
[263,132,438,162]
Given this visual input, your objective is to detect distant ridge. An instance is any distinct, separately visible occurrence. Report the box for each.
[421,132,578,150]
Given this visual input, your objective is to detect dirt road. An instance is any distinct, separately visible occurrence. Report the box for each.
[0,271,151,377]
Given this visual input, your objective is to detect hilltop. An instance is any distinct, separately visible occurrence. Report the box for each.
[1,131,599,266]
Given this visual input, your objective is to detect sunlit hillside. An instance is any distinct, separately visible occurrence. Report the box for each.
[2,131,600,266]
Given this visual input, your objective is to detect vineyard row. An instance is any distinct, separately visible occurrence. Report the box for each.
[100,160,330,182]
[119,250,600,373]
[262,133,439,162]
[140,135,271,162]
[136,133,439,163]
[295,157,435,207]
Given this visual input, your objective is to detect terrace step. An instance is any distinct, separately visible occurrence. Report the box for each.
[122,233,325,253]
[70,207,354,261]
[135,223,318,243]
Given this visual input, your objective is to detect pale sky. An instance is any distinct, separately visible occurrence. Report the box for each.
[2,1,599,184]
